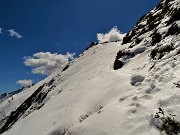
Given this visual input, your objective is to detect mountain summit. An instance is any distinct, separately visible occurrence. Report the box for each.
[0,0,180,135]
[114,0,180,70]
[123,0,180,45]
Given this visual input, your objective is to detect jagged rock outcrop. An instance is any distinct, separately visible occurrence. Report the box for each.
[114,0,180,70]
[123,0,180,45]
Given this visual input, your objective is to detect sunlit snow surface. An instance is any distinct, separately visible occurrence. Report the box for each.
[0,33,180,135]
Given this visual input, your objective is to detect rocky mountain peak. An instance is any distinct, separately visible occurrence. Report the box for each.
[114,0,180,70]
[122,0,180,45]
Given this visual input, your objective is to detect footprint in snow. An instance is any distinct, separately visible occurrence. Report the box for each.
[130,74,145,86]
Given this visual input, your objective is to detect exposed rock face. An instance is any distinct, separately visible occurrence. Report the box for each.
[114,0,180,70]
[122,0,180,45]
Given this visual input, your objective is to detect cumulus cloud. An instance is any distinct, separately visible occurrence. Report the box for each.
[24,52,75,75]
[16,79,33,87]
[7,29,23,39]
[97,26,126,43]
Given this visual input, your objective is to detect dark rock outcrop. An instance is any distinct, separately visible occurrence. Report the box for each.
[122,0,180,45]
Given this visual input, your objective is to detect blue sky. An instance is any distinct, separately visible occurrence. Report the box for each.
[0,0,160,93]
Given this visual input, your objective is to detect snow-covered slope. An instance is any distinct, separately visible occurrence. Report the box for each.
[0,75,55,129]
[0,0,180,135]
[1,42,131,135]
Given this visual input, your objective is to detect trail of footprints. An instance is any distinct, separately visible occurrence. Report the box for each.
[120,57,180,114]
[126,58,180,113]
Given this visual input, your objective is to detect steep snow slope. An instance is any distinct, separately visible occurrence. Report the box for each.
[1,42,133,135]
[1,35,179,135]
[0,0,180,135]
[0,75,56,128]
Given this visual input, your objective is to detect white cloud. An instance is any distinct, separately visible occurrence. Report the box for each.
[7,29,23,39]
[0,28,2,33]
[16,79,33,87]
[97,26,126,43]
[24,52,75,75]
